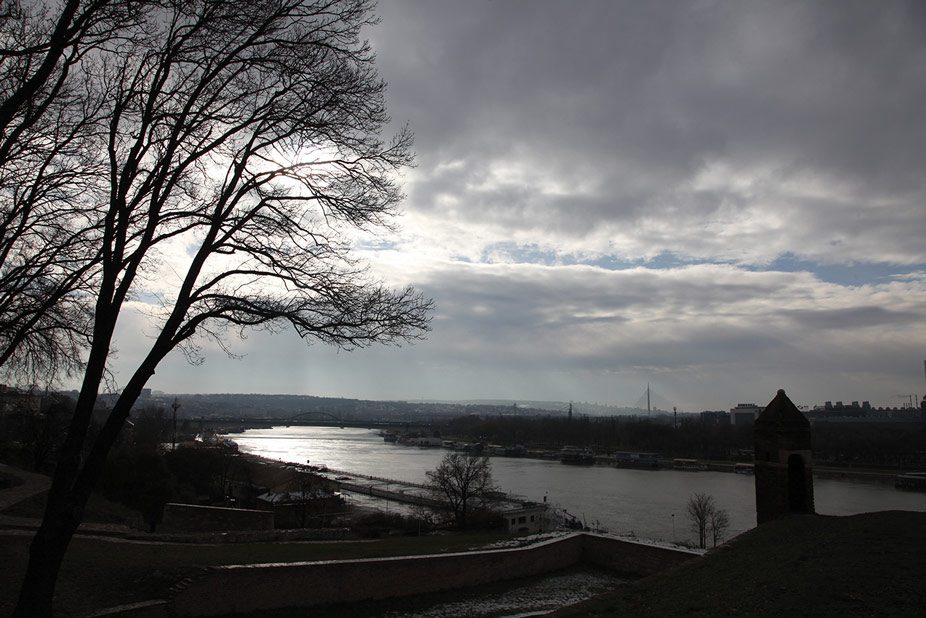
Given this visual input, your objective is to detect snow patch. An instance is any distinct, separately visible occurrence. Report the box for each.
[382,570,626,618]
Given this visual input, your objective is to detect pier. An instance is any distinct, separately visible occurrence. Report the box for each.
[320,467,445,508]
[316,467,554,532]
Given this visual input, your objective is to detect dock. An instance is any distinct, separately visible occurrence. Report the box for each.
[319,468,445,508]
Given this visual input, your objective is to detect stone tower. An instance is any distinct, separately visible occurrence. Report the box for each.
[754,389,814,524]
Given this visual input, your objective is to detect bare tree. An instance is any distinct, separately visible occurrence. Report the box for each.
[686,492,730,549]
[710,504,730,547]
[426,452,499,528]
[14,2,431,615]
[686,492,715,549]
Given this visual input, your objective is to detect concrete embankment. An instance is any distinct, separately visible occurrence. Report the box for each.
[338,480,445,508]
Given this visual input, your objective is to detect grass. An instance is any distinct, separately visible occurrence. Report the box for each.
[0,468,24,488]
[2,488,139,524]
[0,527,512,616]
[552,510,926,618]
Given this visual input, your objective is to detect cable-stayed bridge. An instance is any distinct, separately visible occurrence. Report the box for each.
[632,385,675,414]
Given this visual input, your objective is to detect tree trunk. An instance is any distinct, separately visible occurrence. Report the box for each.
[13,322,158,616]
[13,498,82,617]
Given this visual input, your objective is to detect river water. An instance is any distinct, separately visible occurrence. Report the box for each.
[227,426,926,544]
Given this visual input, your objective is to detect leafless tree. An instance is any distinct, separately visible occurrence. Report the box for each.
[686,492,730,549]
[14,2,431,615]
[686,492,715,549]
[710,504,730,547]
[426,452,499,528]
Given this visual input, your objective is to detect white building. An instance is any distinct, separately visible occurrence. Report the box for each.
[502,503,550,534]
[730,403,763,426]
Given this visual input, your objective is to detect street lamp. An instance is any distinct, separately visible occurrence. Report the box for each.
[171,397,180,451]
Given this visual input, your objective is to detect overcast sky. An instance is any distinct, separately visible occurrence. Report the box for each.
[107,0,926,412]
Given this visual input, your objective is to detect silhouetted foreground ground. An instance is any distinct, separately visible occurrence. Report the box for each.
[214,511,926,618]
[552,510,926,618]
[3,462,925,618]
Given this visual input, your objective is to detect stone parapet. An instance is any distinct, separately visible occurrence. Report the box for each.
[170,533,698,617]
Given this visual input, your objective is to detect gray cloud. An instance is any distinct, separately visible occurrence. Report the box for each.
[120,259,926,410]
[373,0,926,265]
[91,1,926,412]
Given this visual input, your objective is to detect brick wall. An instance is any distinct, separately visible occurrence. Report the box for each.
[170,533,698,616]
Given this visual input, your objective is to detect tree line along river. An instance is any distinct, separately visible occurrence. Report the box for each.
[225,425,926,545]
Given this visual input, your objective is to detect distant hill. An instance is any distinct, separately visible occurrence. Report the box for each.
[55,390,654,421]
[409,398,650,417]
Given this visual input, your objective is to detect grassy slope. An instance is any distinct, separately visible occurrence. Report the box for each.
[3,488,139,523]
[554,510,926,618]
[0,528,511,616]
[0,468,24,487]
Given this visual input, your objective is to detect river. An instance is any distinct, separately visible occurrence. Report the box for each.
[226,426,926,544]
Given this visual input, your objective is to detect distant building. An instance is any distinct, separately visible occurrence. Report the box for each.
[256,489,345,528]
[730,403,762,426]
[502,503,550,534]
[806,398,926,422]
[815,400,868,417]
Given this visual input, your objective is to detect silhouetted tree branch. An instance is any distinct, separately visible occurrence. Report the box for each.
[0,0,146,383]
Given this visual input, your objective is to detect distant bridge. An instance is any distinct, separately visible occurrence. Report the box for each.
[633,385,675,414]
[290,411,345,423]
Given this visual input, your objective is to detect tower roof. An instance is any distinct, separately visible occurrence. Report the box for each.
[755,389,809,428]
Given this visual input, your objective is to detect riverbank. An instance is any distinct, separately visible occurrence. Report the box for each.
[378,431,908,484]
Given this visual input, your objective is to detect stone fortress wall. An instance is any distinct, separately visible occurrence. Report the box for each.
[169,532,698,617]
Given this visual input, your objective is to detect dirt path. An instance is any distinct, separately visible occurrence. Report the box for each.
[0,463,50,511]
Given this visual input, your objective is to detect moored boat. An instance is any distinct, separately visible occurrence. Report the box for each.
[895,471,926,491]
[613,451,661,469]
[673,458,708,471]
[559,445,595,465]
